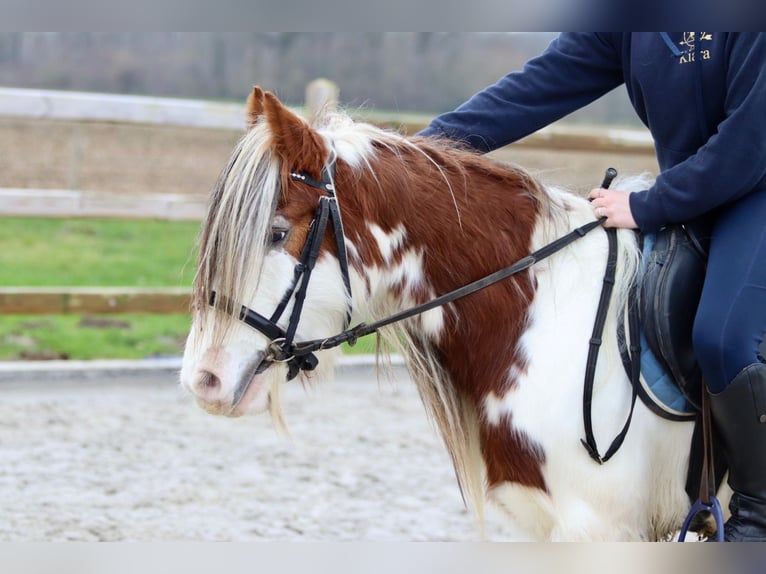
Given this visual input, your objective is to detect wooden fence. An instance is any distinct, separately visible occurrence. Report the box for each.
[0,287,190,315]
[0,81,654,316]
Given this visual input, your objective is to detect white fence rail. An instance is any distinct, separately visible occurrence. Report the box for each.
[0,86,654,153]
[0,87,246,130]
[0,188,206,221]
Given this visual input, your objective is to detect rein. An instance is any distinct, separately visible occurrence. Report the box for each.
[579,169,641,464]
[293,218,605,355]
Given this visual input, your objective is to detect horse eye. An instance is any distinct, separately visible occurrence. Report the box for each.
[270,229,288,244]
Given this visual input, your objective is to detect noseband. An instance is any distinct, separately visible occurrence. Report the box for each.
[209,152,353,381]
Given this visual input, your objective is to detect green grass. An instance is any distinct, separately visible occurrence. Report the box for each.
[0,314,192,360]
[1,218,199,286]
[0,217,377,360]
[0,217,197,360]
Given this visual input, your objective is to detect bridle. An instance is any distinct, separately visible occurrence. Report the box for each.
[209,162,640,463]
[209,150,353,382]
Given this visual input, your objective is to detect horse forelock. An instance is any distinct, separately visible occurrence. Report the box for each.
[193,121,283,342]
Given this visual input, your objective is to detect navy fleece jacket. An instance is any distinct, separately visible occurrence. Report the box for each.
[420,33,766,233]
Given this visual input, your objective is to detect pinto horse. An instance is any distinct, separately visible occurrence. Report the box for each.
[180,87,700,541]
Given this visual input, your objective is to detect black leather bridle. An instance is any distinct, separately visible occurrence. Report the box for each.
[209,152,353,382]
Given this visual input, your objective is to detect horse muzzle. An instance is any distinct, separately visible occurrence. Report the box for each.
[186,350,273,417]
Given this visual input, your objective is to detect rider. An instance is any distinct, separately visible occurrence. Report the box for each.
[419,33,766,542]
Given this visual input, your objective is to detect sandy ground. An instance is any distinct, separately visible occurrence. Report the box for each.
[0,364,522,542]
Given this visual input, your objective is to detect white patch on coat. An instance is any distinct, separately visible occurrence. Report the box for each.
[368,222,407,264]
[351,245,445,343]
[344,237,360,264]
[482,363,525,425]
[483,392,505,426]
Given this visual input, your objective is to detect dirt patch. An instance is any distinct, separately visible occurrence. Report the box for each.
[17,350,69,360]
[0,117,241,196]
[0,117,659,199]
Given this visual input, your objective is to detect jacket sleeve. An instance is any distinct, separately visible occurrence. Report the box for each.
[419,33,625,153]
[630,33,766,233]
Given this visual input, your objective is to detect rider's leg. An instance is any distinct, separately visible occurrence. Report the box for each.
[693,189,766,541]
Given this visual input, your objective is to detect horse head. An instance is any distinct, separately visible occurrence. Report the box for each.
[181,87,352,420]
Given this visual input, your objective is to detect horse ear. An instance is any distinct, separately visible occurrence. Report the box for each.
[245,86,265,129]
[262,91,326,177]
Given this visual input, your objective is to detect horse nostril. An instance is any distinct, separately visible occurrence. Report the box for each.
[195,370,221,395]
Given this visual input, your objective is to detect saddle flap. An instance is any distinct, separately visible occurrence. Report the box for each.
[640,220,712,409]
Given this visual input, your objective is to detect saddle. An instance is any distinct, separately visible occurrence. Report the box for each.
[639,216,713,410]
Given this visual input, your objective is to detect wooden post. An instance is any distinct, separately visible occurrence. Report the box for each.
[305,79,339,123]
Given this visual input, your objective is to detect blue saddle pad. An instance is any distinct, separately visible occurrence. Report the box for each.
[638,330,697,420]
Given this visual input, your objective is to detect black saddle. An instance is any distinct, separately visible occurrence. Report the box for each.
[639,216,713,410]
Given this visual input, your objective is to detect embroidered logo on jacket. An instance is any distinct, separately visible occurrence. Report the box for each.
[678,32,713,64]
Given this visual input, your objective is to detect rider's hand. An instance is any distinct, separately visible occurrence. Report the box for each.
[588,188,638,229]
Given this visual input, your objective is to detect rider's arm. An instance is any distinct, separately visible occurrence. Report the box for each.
[419,33,625,153]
